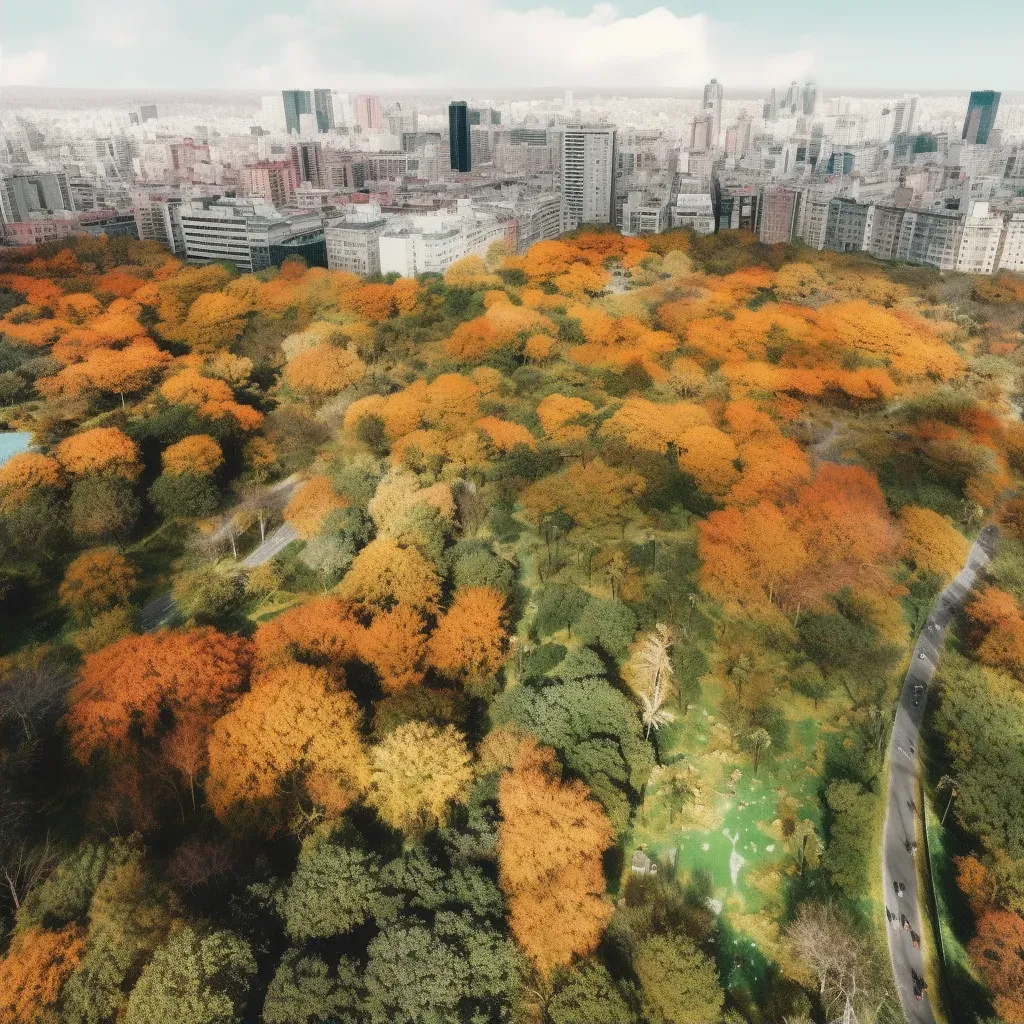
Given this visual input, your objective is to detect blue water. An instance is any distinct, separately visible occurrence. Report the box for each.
[0,432,31,466]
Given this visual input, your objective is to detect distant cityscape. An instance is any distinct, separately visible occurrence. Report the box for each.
[2,83,1023,276]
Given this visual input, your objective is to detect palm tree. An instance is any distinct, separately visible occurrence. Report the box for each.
[748,728,772,776]
[937,774,960,825]
[634,624,676,740]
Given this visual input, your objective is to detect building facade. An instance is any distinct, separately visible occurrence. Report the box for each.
[449,102,471,172]
[325,204,388,275]
[962,91,1001,146]
[282,90,312,135]
[561,124,617,233]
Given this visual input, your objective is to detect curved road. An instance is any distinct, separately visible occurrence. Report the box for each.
[882,524,999,1022]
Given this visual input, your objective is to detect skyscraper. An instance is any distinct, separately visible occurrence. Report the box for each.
[763,88,777,121]
[282,90,312,135]
[802,82,817,116]
[962,90,1001,145]
[561,123,617,232]
[449,101,471,172]
[891,95,919,137]
[355,95,384,133]
[313,90,335,133]
[703,78,723,150]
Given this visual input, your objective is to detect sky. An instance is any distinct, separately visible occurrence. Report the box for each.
[0,0,1021,93]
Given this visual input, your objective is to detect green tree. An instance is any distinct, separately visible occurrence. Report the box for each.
[122,927,255,1024]
[280,837,385,940]
[149,472,220,521]
[71,475,140,543]
[171,566,242,625]
[575,597,638,661]
[263,951,361,1024]
[547,960,638,1024]
[822,781,878,899]
[532,583,590,639]
[632,934,724,1024]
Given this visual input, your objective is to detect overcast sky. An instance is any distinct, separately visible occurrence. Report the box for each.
[1,0,1020,92]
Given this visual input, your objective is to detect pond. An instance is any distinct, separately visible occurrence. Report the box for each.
[0,431,32,467]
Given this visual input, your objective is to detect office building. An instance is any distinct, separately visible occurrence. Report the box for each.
[802,83,818,117]
[763,88,777,121]
[891,95,919,137]
[1,172,74,225]
[241,160,298,207]
[962,91,1000,146]
[703,78,723,150]
[325,203,388,275]
[449,101,472,172]
[469,107,501,126]
[355,95,384,133]
[282,90,313,135]
[179,195,326,273]
[313,89,335,133]
[670,192,715,233]
[561,124,617,232]
[621,189,670,236]
[716,184,760,232]
[689,113,715,155]
[289,142,325,189]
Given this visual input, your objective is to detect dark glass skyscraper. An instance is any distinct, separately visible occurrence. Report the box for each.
[282,90,312,135]
[962,90,1001,145]
[313,90,335,133]
[449,101,471,172]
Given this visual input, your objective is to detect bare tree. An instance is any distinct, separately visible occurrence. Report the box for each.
[0,658,69,741]
[632,624,676,740]
[1,834,56,914]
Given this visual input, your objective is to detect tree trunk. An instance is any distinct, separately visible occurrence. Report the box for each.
[942,791,955,825]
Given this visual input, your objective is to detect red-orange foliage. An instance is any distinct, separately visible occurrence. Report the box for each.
[474,416,537,452]
[39,340,171,401]
[55,427,140,479]
[66,628,251,761]
[954,854,996,914]
[0,925,84,1023]
[346,282,395,321]
[497,738,615,975]
[162,434,224,476]
[284,345,366,400]
[968,910,1024,1019]
[428,587,507,683]
[283,475,348,539]
[59,547,136,620]
[0,452,62,509]
[966,587,1024,676]
[252,595,363,674]
[359,604,428,692]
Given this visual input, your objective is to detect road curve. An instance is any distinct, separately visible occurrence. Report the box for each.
[882,525,999,1023]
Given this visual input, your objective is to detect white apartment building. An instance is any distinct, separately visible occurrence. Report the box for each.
[669,193,715,234]
[998,212,1024,273]
[325,203,388,275]
[132,188,185,255]
[955,201,1003,275]
[379,203,508,277]
[561,124,617,233]
[621,189,670,236]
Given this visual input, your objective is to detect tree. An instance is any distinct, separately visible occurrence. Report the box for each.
[575,598,638,662]
[747,727,772,776]
[630,624,676,739]
[428,587,507,684]
[339,537,442,613]
[362,925,467,1024]
[55,427,141,479]
[358,604,427,692]
[937,774,960,826]
[251,594,363,674]
[172,566,242,625]
[522,460,645,533]
[284,476,348,539]
[900,505,970,583]
[122,926,255,1024]
[284,345,366,403]
[66,627,251,763]
[0,452,62,510]
[59,547,136,621]
[968,910,1024,1020]
[263,951,361,1024]
[206,662,369,819]
[497,738,615,975]
[162,434,223,476]
[166,291,249,353]
[71,474,141,543]
[0,925,85,1023]
[149,471,220,521]
[368,721,474,835]
[633,934,724,1024]
[821,782,877,899]
[281,836,385,939]
[547,960,638,1024]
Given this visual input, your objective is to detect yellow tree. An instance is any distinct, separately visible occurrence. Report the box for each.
[367,721,474,835]
[59,547,137,621]
[338,537,441,613]
[428,587,508,684]
[162,435,223,476]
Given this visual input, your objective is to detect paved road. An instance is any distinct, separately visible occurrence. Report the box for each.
[138,478,302,631]
[882,525,999,1022]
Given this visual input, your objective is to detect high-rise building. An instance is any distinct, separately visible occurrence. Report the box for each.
[757,185,803,244]
[689,113,715,155]
[961,90,1001,145]
[763,88,777,121]
[355,95,384,133]
[241,160,299,207]
[132,188,185,255]
[561,123,617,233]
[282,90,313,135]
[784,81,802,114]
[703,78,723,150]
[802,83,817,117]
[289,142,325,189]
[313,89,335,133]
[449,101,472,172]
[325,203,388,275]
[891,95,919,137]
[0,172,74,224]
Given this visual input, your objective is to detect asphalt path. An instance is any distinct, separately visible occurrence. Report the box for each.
[882,525,999,1022]
[138,477,302,631]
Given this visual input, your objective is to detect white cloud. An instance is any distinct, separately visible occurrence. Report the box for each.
[0,47,51,86]
[231,1,814,89]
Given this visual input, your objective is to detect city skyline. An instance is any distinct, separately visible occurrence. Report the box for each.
[3,0,1024,92]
